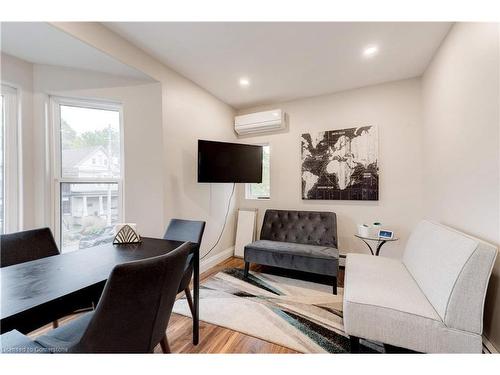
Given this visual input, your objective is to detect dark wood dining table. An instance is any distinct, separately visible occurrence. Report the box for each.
[0,237,200,345]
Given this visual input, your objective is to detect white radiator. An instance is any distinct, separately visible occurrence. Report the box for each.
[234,209,257,258]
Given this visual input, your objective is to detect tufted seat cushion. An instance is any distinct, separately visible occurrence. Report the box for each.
[246,240,338,260]
[245,240,338,276]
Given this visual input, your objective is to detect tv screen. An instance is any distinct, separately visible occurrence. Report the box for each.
[198,140,263,183]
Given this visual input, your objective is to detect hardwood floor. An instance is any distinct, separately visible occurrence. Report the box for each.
[30,257,344,354]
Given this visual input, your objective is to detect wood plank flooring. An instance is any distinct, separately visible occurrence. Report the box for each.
[30,257,344,354]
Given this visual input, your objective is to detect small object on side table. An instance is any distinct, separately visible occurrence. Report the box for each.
[354,232,399,256]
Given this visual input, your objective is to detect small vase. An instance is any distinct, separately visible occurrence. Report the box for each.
[371,222,382,237]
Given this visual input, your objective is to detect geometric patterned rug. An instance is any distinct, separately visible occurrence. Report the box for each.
[173,268,382,353]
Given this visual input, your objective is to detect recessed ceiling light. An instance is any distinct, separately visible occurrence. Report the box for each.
[239,77,250,87]
[362,45,379,58]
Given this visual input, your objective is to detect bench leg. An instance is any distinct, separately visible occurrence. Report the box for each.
[349,336,360,353]
[244,261,250,278]
[332,276,337,295]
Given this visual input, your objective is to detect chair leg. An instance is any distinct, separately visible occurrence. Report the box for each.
[244,261,250,278]
[349,336,360,353]
[184,288,195,317]
[52,320,59,329]
[332,276,337,295]
[160,335,171,354]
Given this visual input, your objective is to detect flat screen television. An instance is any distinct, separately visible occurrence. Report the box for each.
[198,140,263,183]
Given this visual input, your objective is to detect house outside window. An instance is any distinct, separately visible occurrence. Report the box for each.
[245,144,270,199]
[52,97,123,252]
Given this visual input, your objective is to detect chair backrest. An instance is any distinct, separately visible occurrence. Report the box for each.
[0,228,60,268]
[260,209,337,247]
[72,242,190,353]
[403,220,497,334]
[163,219,206,250]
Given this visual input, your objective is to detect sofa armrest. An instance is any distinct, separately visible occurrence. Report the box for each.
[444,243,497,334]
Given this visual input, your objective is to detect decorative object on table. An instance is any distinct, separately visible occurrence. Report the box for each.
[371,222,382,236]
[301,125,378,201]
[113,223,142,244]
[357,224,371,237]
[378,229,394,239]
[354,232,398,256]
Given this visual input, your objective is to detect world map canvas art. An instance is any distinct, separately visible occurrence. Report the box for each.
[301,126,379,200]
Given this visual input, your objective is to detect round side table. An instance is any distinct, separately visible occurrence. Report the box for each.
[354,234,399,256]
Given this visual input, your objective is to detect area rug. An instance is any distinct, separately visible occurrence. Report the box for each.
[173,268,381,353]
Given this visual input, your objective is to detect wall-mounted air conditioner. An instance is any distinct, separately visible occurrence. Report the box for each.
[234,109,287,135]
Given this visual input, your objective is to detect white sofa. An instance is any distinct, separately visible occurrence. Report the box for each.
[343,220,498,353]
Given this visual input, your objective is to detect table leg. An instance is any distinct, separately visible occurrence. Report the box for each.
[360,239,375,256]
[193,246,200,345]
[375,240,387,256]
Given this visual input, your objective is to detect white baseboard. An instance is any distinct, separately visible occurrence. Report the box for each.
[200,246,234,274]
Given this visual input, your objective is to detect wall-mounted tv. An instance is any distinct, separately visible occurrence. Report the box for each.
[198,140,263,183]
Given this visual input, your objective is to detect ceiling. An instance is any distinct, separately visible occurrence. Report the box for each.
[1,22,152,80]
[105,22,452,109]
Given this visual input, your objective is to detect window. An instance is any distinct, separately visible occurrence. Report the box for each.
[0,84,19,234]
[52,97,123,252]
[245,144,270,199]
[0,92,4,234]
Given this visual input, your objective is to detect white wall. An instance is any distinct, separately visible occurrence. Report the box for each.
[422,23,500,350]
[236,79,424,258]
[50,23,238,258]
[1,53,35,229]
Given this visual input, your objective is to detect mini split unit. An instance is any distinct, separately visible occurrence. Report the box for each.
[234,109,287,135]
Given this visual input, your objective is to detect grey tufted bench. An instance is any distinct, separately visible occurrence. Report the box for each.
[244,209,339,294]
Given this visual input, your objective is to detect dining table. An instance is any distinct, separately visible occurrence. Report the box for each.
[0,237,201,345]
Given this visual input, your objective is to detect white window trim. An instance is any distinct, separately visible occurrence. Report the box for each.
[245,143,271,200]
[1,84,20,233]
[49,96,125,250]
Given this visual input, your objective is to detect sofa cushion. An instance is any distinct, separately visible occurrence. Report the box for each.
[343,253,482,353]
[245,240,338,260]
[344,253,440,321]
[245,240,338,276]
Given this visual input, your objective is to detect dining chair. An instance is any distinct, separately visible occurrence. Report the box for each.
[1,227,100,328]
[1,228,60,268]
[1,228,64,328]
[163,219,206,329]
[11,242,190,353]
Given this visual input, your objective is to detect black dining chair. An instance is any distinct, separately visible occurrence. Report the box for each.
[1,227,99,329]
[163,219,205,324]
[1,228,64,328]
[1,228,60,268]
[1,242,191,353]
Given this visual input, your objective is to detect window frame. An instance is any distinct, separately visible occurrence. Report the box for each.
[245,143,271,200]
[0,84,20,234]
[50,96,125,251]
